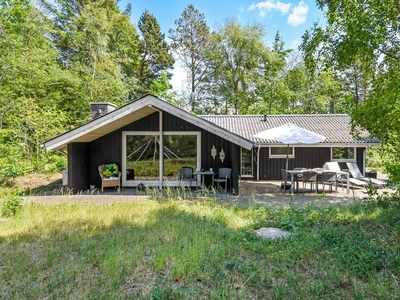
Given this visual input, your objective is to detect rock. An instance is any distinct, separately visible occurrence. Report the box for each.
[255,227,291,239]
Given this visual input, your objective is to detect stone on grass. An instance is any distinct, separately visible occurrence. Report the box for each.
[255,227,291,239]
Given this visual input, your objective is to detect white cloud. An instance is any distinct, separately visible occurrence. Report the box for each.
[248,0,291,17]
[287,1,308,26]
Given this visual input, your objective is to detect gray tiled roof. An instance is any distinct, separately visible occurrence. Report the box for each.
[200,114,379,145]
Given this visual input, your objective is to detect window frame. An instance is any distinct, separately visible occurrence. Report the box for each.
[269,146,294,158]
[122,131,201,187]
[240,147,253,178]
[331,147,356,162]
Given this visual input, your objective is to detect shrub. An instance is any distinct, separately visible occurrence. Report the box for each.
[384,163,400,185]
[37,153,67,173]
[0,156,32,179]
[1,194,24,217]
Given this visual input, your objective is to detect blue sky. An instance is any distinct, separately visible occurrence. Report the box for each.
[118,0,326,90]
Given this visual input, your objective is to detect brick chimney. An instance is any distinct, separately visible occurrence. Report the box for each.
[90,102,116,119]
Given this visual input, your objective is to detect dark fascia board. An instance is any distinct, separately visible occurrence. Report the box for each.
[44,94,254,151]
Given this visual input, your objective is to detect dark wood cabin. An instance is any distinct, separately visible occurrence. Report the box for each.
[44,95,379,193]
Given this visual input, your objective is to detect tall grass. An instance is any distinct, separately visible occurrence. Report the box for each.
[0,196,399,299]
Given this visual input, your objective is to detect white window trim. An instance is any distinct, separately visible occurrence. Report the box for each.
[240,147,253,178]
[331,147,356,162]
[122,131,201,187]
[269,146,295,158]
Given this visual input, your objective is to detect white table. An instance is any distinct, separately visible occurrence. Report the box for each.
[193,170,214,194]
[286,170,350,194]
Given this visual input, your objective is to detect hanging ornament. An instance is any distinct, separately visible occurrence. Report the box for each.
[219,148,225,163]
[211,145,217,159]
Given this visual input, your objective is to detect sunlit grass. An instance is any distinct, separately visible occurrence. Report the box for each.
[1,197,399,299]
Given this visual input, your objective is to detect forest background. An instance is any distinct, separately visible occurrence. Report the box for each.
[1,0,399,183]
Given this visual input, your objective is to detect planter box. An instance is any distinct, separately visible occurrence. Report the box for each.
[365,172,377,179]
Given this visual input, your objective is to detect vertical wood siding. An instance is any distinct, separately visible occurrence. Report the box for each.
[67,111,239,192]
[68,143,90,192]
[67,107,368,192]
[89,113,160,188]
[200,131,234,187]
[258,146,363,180]
[356,148,366,173]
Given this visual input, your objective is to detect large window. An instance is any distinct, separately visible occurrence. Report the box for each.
[163,134,197,182]
[270,146,294,158]
[332,147,355,161]
[123,132,200,186]
[241,148,253,177]
[126,134,160,181]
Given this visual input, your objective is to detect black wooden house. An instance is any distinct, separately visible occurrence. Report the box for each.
[44,94,379,193]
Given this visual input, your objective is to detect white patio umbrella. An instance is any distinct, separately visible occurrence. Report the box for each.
[254,123,326,170]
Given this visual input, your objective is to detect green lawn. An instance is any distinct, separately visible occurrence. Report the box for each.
[0,195,399,299]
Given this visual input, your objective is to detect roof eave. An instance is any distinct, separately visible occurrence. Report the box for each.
[44,95,254,151]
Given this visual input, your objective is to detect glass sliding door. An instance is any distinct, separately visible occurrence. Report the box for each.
[123,132,200,187]
[125,134,160,184]
[163,134,197,183]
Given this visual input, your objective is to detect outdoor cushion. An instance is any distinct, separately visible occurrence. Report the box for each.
[102,163,118,178]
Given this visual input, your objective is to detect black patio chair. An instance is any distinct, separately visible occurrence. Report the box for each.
[178,167,197,187]
[212,167,231,193]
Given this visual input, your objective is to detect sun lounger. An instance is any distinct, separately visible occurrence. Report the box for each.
[346,162,386,187]
[348,178,369,187]
[323,161,368,189]
[323,162,341,172]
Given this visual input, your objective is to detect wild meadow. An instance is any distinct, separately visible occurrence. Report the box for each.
[0,192,399,299]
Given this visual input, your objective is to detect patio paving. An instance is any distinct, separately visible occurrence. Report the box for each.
[24,178,394,208]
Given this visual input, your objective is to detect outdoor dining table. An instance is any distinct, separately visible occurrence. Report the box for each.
[193,170,214,194]
[286,169,350,195]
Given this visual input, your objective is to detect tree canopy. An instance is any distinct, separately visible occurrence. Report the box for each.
[0,0,398,181]
[169,4,210,112]
[300,0,400,175]
[137,10,174,94]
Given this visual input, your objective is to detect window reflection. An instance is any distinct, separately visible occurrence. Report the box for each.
[125,134,197,183]
[163,135,197,181]
[241,148,253,176]
[126,135,160,180]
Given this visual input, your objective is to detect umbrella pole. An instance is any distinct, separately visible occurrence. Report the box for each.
[285,144,289,170]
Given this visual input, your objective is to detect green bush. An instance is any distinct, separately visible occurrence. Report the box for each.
[1,194,24,217]
[0,142,33,179]
[384,163,400,184]
[0,158,32,179]
[37,153,67,174]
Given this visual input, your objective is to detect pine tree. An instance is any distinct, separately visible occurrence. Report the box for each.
[137,10,174,95]
[169,5,210,112]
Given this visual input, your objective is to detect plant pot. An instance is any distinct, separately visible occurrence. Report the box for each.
[365,172,377,179]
